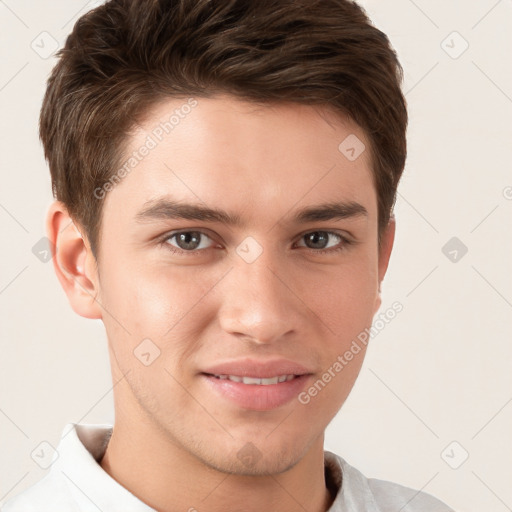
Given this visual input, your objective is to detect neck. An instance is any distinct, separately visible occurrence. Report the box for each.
[100,416,334,512]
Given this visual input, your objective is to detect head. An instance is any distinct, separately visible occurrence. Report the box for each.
[44,0,407,475]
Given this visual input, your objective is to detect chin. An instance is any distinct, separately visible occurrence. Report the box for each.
[193,436,309,477]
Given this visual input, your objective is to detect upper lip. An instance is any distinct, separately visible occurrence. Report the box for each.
[202,359,313,378]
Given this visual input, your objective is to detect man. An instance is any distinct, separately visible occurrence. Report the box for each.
[2,0,454,510]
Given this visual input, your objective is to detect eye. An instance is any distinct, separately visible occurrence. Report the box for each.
[295,231,348,253]
[164,231,215,253]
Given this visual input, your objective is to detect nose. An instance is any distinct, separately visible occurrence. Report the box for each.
[217,248,302,345]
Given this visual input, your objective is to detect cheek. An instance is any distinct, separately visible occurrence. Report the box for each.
[101,262,197,329]
[296,265,376,419]
[301,259,379,342]
[98,261,221,364]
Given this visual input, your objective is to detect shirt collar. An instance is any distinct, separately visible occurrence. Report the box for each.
[51,423,155,511]
[324,450,379,511]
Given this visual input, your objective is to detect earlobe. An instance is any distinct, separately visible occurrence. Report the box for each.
[378,215,396,283]
[46,201,103,319]
[373,216,396,314]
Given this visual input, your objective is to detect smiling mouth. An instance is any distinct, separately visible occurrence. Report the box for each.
[202,371,310,410]
[208,374,298,385]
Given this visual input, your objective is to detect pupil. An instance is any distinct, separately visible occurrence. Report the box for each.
[177,232,200,250]
[306,232,328,249]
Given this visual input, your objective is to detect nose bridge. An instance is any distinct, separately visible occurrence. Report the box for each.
[218,246,299,343]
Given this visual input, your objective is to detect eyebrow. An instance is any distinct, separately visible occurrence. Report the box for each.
[135,198,368,226]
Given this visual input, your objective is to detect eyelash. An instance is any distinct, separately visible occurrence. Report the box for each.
[160,230,353,256]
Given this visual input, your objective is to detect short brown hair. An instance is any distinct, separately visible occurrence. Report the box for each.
[40,0,407,258]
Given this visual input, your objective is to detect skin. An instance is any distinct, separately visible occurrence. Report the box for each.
[48,94,395,512]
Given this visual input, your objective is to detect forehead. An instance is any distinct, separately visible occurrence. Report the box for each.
[104,95,377,225]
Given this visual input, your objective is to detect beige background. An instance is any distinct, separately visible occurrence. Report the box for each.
[1,1,511,511]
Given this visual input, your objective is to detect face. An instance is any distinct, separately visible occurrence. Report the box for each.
[91,95,392,475]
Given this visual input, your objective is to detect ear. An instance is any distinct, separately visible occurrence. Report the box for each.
[46,201,103,319]
[373,215,396,314]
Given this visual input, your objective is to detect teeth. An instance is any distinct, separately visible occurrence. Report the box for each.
[212,374,296,385]
[260,376,279,385]
[243,376,263,385]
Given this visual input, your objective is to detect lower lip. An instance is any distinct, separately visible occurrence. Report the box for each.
[202,374,311,411]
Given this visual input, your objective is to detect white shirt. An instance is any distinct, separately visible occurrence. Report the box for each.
[2,424,454,512]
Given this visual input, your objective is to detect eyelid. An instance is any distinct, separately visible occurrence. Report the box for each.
[159,228,354,255]
[162,229,218,249]
[293,230,350,250]
[295,227,351,241]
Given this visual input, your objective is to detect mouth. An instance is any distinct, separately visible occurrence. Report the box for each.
[207,373,299,385]
[200,360,312,411]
